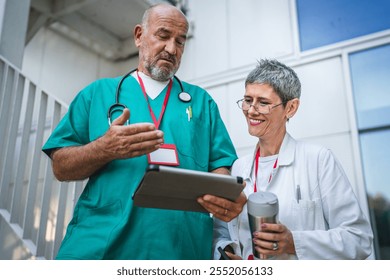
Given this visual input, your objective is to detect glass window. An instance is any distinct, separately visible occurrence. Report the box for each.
[360,130,390,259]
[360,130,390,200]
[297,0,390,51]
[349,44,390,130]
[350,44,390,259]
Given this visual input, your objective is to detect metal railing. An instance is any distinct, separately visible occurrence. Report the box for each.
[0,55,84,259]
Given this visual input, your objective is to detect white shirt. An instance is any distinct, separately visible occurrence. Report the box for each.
[131,71,169,100]
[237,154,278,259]
[213,133,373,260]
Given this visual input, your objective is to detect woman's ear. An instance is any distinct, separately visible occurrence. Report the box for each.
[286,98,300,120]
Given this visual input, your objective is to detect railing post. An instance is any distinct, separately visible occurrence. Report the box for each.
[1,72,25,212]
[0,59,5,106]
[22,90,48,242]
[10,81,36,225]
[53,181,70,258]
[36,100,62,259]
[0,66,16,210]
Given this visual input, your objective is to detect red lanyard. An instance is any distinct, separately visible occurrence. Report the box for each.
[136,71,173,129]
[253,147,278,192]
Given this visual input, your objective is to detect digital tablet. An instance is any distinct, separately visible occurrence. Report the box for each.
[133,165,244,212]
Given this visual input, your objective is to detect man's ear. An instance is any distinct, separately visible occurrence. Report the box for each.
[134,24,143,48]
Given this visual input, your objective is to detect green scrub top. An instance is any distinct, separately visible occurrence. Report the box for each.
[42,75,237,259]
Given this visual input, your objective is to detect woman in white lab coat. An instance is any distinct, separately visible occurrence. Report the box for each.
[213,59,373,260]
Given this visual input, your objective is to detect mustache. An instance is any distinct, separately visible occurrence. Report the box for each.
[158,52,176,64]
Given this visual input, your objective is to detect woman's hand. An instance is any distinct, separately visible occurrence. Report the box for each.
[198,179,247,222]
[197,191,247,222]
[252,223,296,258]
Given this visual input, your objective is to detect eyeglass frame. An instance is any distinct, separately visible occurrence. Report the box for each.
[236,98,287,114]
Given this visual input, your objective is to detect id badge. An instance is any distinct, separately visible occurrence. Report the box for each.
[148,144,180,166]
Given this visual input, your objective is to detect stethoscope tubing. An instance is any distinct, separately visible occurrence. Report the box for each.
[108,69,190,125]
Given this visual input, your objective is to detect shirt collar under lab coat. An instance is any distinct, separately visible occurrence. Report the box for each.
[240,132,297,180]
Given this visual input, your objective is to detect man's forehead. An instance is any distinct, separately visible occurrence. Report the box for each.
[149,19,188,37]
[148,6,188,29]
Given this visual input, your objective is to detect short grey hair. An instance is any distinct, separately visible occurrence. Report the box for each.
[245,59,301,103]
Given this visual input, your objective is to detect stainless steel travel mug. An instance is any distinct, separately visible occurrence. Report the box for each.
[247,191,279,259]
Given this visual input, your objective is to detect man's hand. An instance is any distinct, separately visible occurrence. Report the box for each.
[52,108,164,181]
[197,190,247,222]
[101,108,164,160]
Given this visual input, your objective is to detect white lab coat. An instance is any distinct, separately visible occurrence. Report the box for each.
[214,133,373,260]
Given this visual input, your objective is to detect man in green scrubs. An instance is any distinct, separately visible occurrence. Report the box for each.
[42,3,246,259]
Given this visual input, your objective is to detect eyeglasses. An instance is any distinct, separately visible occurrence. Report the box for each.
[236,98,285,114]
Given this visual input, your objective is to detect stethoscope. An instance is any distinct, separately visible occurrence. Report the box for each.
[107,68,192,125]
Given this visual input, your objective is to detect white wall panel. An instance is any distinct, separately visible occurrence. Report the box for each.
[190,81,257,158]
[228,0,294,68]
[206,85,229,123]
[22,29,135,105]
[98,56,138,79]
[39,30,99,105]
[180,0,229,79]
[287,57,351,139]
[225,80,258,152]
[23,29,97,104]
[23,29,46,84]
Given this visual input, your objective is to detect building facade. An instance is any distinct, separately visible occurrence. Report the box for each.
[1,0,389,259]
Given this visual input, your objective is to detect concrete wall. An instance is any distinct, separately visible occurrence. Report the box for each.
[22,28,137,106]
[0,0,30,68]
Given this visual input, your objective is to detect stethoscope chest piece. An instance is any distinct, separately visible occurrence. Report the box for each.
[179,91,192,102]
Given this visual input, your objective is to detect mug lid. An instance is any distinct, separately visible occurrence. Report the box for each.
[247,191,278,216]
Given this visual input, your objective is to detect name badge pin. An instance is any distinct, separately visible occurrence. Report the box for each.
[186,106,192,122]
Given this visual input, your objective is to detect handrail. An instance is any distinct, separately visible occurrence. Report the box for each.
[0,55,84,259]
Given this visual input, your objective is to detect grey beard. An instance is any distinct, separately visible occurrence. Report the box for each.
[148,65,175,82]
